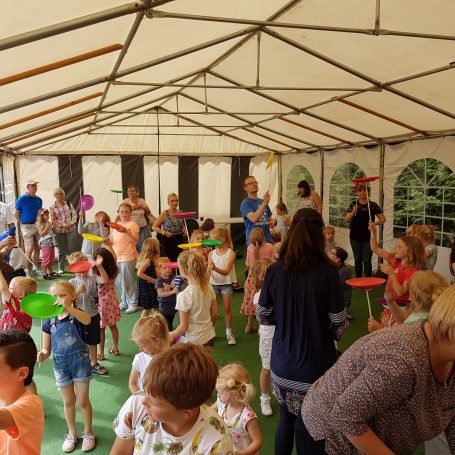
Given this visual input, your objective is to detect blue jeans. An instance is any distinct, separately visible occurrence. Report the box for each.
[350,238,373,277]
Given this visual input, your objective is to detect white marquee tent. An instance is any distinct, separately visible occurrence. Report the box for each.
[1,1,454,278]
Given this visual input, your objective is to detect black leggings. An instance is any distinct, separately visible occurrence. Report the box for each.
[275,405,326,455]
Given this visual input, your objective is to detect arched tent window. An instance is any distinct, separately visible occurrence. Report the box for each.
[394,158,455,247]
[329,163,365,227]
[285,165,315,216]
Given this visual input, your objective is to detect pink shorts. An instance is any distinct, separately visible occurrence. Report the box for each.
[41,245,55,267]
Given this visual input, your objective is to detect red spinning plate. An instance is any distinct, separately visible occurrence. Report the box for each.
[67,261,94,273]
[346,277,385,290]
[173,211,197,219]
[106,221,123,230]
[352,176,380,192]
[166,262,179,269]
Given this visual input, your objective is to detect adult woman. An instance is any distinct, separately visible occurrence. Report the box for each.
[302,285,455,455]
[257,208,347,454]
[297,180,322,214]
[50,188,80,273]
[120,185,155,252]
[152,193,185,262]
[344,183,385,278]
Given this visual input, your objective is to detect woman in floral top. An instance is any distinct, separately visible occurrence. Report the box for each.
[50,188,80,273]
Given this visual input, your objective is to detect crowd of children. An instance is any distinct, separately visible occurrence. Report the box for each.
[1,193,454,455]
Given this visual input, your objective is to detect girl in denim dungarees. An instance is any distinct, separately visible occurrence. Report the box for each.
[37,281,96,453]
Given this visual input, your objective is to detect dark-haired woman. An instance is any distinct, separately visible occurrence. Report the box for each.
[257,208,347,454]
[297,180,322,214]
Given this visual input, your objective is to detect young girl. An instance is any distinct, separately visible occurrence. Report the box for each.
[37,209,56,280]
[275,202,291,242]
[78,210,110,261]
[37,281,96,452]
[208,228,237,345]
[251,258,274,417]
[136,238,160,318]
[241,228,275,334]
[155,257,178,331]
[128,312,169,393]
[169,250,217,346]
[92,247,121,359]
[328,247,352,315]
[415,225,438,270]
[369,222,427,302]
[368,270,448,331]
[213,363,263,454]
[190,229,209,262]
[106,203,139,313]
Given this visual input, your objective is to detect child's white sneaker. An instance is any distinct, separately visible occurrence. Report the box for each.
[81,433,96,452]
[260,396,273,416]
[62,434,77,452]
[226,334,237,345]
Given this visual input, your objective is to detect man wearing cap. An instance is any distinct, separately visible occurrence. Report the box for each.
[15,179,43,275]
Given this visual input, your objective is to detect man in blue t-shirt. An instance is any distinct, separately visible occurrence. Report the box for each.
[240,176,273,244]
[15,179,43,275]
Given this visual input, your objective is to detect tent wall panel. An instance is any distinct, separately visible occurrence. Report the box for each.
[81,156,121,220]
[178,156,199,214]
[58,155,84,210]
[198,157,231,221]
[230,156,252,217]
[16,156,59,210]
[158,157,179,213]
[121,155,144,199]
[143,157,160,218]
[2,155,16,207]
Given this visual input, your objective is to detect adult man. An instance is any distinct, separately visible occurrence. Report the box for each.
[15,179,42,275]
[240,176,273,244]
[0,201,15,234]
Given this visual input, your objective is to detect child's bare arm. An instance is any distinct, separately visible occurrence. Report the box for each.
[95,256,109,284]
[212,250,236,276]
[169,311,189,341]
[369,222,389,260]
[235,418,263,455]
[110,437,135,455]
[137,259,155,283]
[128,368,140,394]
[0,270,11,301]
[37,332,52,362]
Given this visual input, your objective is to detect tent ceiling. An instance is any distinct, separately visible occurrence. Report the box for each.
[1,0,455,156]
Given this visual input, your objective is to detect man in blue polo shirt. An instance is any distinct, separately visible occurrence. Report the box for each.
[240,175,273,244]
[15,179,42,275]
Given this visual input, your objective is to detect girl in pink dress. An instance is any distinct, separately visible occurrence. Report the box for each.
[92,247,121,359]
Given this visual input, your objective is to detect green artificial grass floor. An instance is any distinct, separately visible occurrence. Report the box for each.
[30,260,423,454]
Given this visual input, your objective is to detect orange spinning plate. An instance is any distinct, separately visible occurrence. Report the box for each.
[346,277,385,290]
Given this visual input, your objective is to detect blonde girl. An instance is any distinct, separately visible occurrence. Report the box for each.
[190,229,209,262]
[369,222,427,302]
[136,238,160,318]
[128,312,169,393]
[213,363,263,454]
[252,258,275,417]
[169,250,217,346]
[275,202,291,241]
[37,281,96,452]
[37,208,55,279]
[208,228,237,345]
[241,228,275,334]
[415,225,438,270]
[105,203,139,313]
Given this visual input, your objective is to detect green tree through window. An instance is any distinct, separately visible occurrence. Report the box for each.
[285,165,314,216]
[394,158,455,247]
[329,163,365,227]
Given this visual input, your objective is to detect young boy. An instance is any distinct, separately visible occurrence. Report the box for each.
[155,258,178,331]
[0,329,44,455]
[324,225,336,254]
[111,343,234,454]
[67,252,108,375]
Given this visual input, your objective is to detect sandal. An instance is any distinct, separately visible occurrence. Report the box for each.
[108,347,120,356]
[96,353,105,361]
[80,433,96,452]
[91,362,108,375]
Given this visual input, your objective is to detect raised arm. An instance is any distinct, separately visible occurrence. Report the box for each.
[312,192,323,215]
[246,192,271,224]
[0,270,11,301]
[369,222,389,260]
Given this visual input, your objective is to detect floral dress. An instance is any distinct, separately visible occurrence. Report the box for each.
[97,277,121,328]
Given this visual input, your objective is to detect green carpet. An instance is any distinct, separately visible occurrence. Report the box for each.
[30,262,423,454]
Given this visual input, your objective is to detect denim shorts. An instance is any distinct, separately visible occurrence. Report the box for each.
[53,350,92,388]
[212,284,233,295]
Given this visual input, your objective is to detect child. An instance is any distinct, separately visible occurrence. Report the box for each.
[37,208,56,279]
[0,329,44,455]
[415,225,438,270]
[112,343,233,454]
[190,229,209,262]
[106,203,139,313]
[241,227,275,335]
[275,202,291,241]
[136,238,160,318]
[368,270,448,332]
[270,228,282,260]
[369,222,427,302]
[324,225,336,254]
[78,210,110,261]
[155,257,178,331]
[200,217,215,236]
[67,252,108,376]
[169,250,217,346]
[92,247,121,359]
[37,281,95,452]
[251,258,274,417]
[213,363,263,454]
[128,312,169,393]
[208,228,237,345]
[328,247,352,317]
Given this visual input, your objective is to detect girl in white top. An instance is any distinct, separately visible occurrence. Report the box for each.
[128,312,169,393]
[169,250,217,346]
[208,228,237,345]
[213,363,263,454]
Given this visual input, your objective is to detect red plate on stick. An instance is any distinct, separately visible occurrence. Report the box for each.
[352,176,380,192]
[173,211,196,219]
[167,262,179,269]
[346,277,385,290]
[67,261,94,273]
[106,221,123,230]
